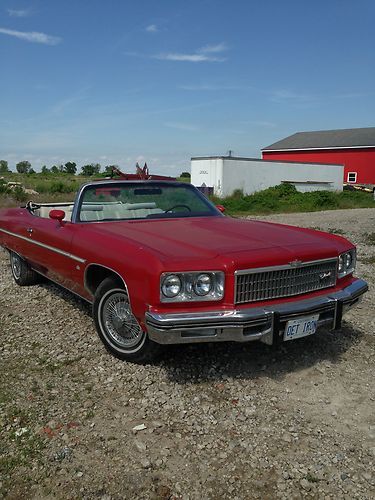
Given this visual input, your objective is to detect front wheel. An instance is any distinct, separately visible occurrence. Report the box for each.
[93,277,160,363]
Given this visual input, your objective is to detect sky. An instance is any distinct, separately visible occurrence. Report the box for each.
[0,0,374,175]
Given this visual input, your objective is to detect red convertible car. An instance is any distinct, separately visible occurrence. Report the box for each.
[0,180,368,362]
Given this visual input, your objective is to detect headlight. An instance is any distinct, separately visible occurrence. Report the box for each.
[345,252,353,269]
[160,271,224,302]
[193,274,212,296]
[338,250,356,278]
[161,274,181,298]
[338,255,344,274]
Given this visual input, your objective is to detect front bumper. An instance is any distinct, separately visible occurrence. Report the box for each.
[145,278,368,345]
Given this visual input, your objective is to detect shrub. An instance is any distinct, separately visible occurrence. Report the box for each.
[13,186,28,202]
[213,184,374,215]
[0,178,8,194]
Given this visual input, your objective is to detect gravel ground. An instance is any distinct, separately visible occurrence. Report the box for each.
[0,208,374,500]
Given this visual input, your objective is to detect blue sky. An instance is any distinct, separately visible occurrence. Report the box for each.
[1,0,374,175]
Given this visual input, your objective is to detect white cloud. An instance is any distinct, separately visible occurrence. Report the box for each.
[155,41,227,63]
[197,42,228,54]
[0,28,61,45]
[156,53,224,62]
[7,9,30,17]
[146,24,158,33]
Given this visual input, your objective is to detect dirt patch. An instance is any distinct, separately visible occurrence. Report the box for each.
[1,208,374,499]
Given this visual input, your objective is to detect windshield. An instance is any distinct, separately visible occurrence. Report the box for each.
[77,182,221,222]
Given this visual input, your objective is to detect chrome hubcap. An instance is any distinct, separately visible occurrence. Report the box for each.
[11,254,22,279]
[102,292,144,348]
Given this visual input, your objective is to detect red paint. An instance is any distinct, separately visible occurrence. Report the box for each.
[0,199,356,325]
[262,148,375,184]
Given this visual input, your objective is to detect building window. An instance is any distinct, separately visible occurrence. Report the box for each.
[347,172,357,183]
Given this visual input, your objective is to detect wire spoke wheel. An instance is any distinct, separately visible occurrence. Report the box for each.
[93,278,160,362]
[101,291,144,349]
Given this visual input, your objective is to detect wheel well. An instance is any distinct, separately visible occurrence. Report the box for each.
[85,265,125,295]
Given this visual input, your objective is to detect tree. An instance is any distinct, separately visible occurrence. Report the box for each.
[41,165,50,174]
[51,165,59,174]
[0,160,9,173]
[180,172,191,178]
[104,164,119,176]
[64,161,77,175]
[16,160,31,174]
[81,163,101,176]
[29,168,36,175]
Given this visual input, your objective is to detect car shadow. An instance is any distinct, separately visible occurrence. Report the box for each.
[158,324,363,384]
[39,280,92,314]
[38,280,363,383]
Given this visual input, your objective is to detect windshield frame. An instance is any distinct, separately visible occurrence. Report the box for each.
[71,180,223,223]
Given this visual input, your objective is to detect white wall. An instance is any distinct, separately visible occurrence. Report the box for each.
[190,158,224,195]
[191,157,343,197]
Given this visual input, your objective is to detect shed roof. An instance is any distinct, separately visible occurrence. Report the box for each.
[262,127,375,151]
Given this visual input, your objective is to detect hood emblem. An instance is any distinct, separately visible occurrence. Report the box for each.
[289,259,303,267]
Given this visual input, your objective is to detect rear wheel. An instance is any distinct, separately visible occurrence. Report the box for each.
[93,277,160,363]
[9,251,41,286]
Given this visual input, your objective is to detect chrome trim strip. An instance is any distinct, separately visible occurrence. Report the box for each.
[0,228,86,264]
[234,257,338,275]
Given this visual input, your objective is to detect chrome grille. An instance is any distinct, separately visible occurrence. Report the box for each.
[235,259,337,304]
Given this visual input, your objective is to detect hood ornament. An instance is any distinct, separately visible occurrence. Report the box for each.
[289,259,303,267]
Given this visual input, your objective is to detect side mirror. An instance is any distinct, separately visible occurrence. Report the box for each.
[49,209,66,225]
[216,204,226,213]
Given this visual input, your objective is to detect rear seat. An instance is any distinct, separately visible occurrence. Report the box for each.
[35,202,163,222]
[36,204,74,221]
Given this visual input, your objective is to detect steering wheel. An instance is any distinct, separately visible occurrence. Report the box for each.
[164,204,192,213]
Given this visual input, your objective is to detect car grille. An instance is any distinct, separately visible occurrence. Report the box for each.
[235,259,337,304]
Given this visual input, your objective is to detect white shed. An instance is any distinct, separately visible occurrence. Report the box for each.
[191,156,343,197]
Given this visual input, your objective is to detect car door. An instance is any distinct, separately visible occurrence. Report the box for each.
[21,213,84,290]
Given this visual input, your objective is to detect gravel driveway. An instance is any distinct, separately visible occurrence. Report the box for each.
[1,208,374,499]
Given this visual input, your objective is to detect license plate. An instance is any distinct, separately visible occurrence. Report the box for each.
[284,314,319,341]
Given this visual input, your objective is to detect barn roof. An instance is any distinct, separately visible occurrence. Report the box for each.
[262,127,375,151]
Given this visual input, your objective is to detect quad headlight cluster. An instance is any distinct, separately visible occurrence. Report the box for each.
[338,249,356,278]
[160,272,225,302]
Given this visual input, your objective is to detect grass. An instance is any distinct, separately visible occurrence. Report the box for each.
[364,232,375,245]
[0,403,47,495]
[327,228,345,235]
[359,255,375,265]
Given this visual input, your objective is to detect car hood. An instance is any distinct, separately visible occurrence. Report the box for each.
[89,216,349,267]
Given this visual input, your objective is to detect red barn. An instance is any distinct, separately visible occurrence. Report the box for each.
[262,127,375,185]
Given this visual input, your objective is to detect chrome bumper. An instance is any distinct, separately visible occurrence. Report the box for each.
[145,279,368,345]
